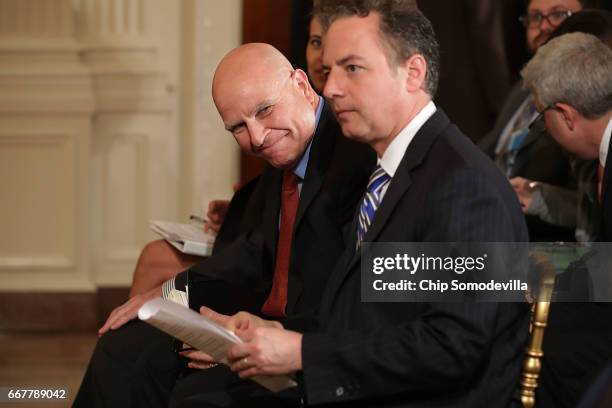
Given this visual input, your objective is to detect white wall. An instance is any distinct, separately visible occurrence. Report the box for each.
[0,0,242,291]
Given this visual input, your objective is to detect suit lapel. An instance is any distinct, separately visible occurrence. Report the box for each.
[286,102,337,311]
[600,142,612,240]
[343,110,451,274]
[602,140,612,205]
[293,102,335,229]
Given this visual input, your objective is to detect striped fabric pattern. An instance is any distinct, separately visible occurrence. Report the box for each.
[357,165,391,248]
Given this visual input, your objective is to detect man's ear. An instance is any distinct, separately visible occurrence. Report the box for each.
[292,69,316,100]
[555,102,578,131]
[403,54,427,92]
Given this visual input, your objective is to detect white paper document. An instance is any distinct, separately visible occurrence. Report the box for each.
[150,220,215,257]
[138,298,298,392]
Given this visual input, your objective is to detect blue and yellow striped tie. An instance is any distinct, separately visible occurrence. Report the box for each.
[357,165,391,248]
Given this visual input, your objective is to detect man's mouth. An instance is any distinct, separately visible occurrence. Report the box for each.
[536,31,552,46]
[254,131,287,152]
[335,109,355,119]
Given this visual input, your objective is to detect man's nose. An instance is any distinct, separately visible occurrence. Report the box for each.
[247,121,266,149]
[323,71,342,100]
[538,17,555,32]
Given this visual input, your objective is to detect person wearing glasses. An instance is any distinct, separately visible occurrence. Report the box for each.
[479,0,598,242]
[511,9,612,244]
[521,28,612,408]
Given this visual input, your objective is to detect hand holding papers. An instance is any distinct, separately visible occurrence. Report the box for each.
[138,299,297,392]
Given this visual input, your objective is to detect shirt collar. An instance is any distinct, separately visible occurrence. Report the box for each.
[293,95,324,180]
[379,101,437,177]
[600,116,612,168]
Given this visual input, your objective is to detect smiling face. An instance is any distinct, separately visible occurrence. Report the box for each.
[526,0,583,52]
[213,44,318,169]
[322,12,427,155]
[306,16,325,93]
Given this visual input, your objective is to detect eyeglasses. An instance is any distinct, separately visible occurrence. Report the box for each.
[519,10,573,28]
[528,105,555,130]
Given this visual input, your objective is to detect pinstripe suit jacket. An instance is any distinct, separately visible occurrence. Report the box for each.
[301,110,530,408]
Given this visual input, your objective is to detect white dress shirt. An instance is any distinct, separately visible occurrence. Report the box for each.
[377,101,436,201]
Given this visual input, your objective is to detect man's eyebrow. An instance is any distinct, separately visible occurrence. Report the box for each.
[224,100,275,131]
[225,121,243,132]
[338,54,365,65]
[323,54,365,70]
[252,100,273,116]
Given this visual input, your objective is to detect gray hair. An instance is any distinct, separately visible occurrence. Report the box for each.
[521,32,612,119]
[314,0,439,97]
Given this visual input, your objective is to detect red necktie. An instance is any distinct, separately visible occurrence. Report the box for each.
[597,164,605,203]
[261,171,299,317]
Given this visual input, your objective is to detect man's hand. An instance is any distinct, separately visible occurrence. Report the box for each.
[199,306,282,332]
[179,347,218,370]
[179,307,282,371]
[226,326,303,378]
[204,200,230,234]
[510,177,538,212]
[98,285,162,336]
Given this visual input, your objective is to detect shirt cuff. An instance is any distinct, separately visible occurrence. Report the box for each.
[524,188,546,217]
[161,278,175,299]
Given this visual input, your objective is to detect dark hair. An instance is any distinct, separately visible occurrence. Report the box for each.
[549,9,612,47]
[524,0,600,9]
[314,0,440,96]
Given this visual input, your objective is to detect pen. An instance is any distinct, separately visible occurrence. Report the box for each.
[189,215,208,225]
[177,346,196,353]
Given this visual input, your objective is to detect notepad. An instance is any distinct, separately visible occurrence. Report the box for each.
[150,220,215,257]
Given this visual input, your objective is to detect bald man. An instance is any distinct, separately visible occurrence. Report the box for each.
[74,43,375,408]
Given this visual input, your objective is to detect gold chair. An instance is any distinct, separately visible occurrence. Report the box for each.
[520,252,557,408]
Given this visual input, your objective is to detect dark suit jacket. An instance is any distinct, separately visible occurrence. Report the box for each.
[210,176,261,256]
[536,140,612,408]
[479,82,576,241]
[301,110,530,407]
[183,102,376,320]
[599,141,612,240]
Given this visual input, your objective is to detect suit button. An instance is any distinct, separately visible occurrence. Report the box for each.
[335,386,344,397]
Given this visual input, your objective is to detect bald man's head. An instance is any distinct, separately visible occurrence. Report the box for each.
[212,43,319,169]
[213,43,293,104]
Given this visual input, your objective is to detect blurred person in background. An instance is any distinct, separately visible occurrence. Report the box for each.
[521,30,612,408]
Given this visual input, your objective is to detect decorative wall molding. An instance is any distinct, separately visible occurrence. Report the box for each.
[182,0,241,217]
[74,0,147,45]
[0,288,131,330]
[90,112,177,286]
[0,0,242,297]
[0,0,75,39]
[0,130,79,277]
[0,257,74,270]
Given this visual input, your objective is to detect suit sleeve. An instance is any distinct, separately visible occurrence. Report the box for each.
[183,228,273,315]
[301,167,529,404]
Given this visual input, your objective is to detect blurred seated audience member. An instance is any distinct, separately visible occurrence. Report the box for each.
[305,15,325,93]
[521,31,612,408]
[478,0,597,242]
[510,9,612,242]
